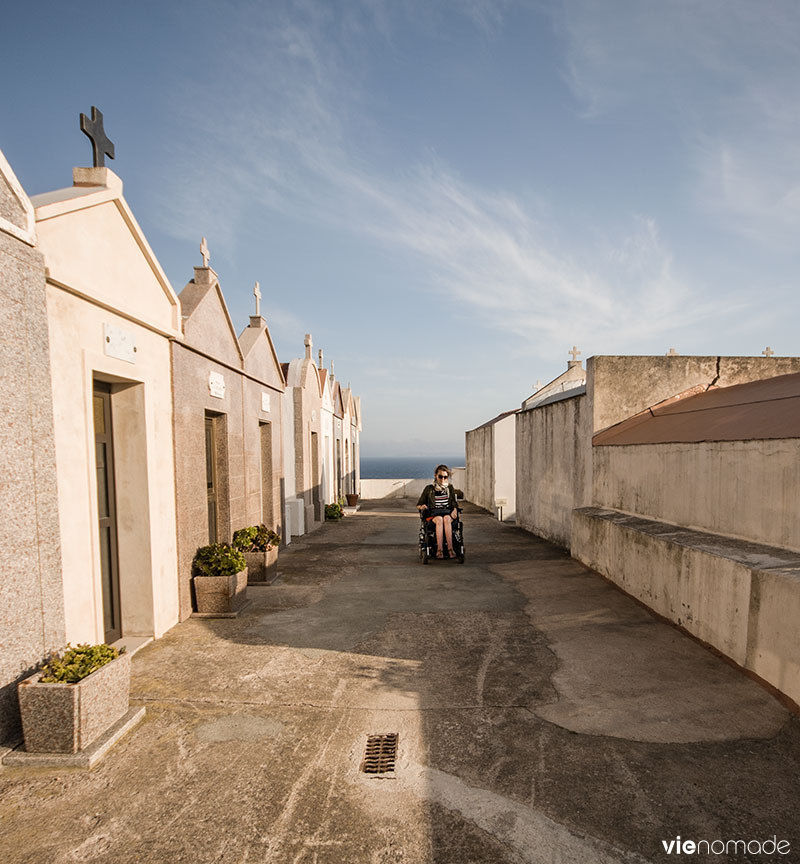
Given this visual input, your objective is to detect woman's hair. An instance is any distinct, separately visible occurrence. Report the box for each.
[434,464,451,477]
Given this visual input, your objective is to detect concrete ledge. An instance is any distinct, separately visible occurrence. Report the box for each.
[2,706,145,769]
[572,507,800,709]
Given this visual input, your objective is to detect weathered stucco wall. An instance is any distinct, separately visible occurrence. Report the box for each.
[465,426,493,512]
[514,355,800,549]
[172,343,244,619]
[0,154,64,745]
[515,394,589,547]
[588,355,800,434]
[594,440,800,552]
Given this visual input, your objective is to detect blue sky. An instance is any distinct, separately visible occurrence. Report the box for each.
[2,1,798,456]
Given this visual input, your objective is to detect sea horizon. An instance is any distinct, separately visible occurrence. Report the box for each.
[360,456,465,480]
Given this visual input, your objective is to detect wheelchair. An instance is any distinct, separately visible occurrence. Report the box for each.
[419,507,465,564]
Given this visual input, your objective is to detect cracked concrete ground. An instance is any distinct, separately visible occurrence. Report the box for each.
[1,500,798,863]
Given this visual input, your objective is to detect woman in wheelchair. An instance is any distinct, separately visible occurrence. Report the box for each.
[417,464,459,559]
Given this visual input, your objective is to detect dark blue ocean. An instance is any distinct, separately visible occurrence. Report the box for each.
[360,456,465,480]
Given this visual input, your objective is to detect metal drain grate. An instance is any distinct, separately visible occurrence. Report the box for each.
[361,733,398,775]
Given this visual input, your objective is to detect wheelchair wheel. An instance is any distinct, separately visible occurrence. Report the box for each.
[457,550,465,564]
[421,547,429,564]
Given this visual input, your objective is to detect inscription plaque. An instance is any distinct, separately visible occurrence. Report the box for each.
[208,371,225,399]
[103,323,136,364]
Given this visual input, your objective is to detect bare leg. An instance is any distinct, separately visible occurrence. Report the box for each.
[433,516,444,557]
[443,516,454,554]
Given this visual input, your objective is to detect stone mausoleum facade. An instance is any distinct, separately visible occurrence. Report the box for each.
[0,132,364,746]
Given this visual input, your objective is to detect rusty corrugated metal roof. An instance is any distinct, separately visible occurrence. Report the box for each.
[593,371,800,445]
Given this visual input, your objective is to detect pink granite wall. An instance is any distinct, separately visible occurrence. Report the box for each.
[0,170,65,744]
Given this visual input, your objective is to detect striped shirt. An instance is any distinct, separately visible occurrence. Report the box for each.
[434,489,450,510]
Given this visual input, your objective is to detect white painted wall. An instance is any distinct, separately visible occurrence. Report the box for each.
[280,387,301,540]
[493,414,516,520]
[361,467,465,501]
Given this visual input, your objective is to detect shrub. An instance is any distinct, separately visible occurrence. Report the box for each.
[193,543,247,577]
[325,502,343,520]
[39,643,121,684]
[232,525,281,552]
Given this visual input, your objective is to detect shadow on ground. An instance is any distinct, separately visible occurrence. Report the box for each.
[1,500,798,863]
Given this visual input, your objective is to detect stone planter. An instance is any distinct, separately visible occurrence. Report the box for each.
[245,546,278,584]
[346,493,359,507]
[18,652,131,754]
[193,567,248,613]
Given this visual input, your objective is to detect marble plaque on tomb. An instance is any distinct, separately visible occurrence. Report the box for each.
[103,323,136,364]
[261,392,271,413]
[208,371,225,399]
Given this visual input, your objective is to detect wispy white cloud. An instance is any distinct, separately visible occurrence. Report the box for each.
[157,0,736,362]
[555,0,800,246]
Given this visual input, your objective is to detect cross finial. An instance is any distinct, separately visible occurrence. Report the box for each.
[79,106,115,168]
[569,345,581,362]
[304,333,312,359]
[534,379,541,391]
[763,346,774,357]
[666,348,678,356]
[253,281,261,317]
[200,237,210,268]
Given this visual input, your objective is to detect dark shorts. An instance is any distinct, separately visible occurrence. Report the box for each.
[426,508,454,522]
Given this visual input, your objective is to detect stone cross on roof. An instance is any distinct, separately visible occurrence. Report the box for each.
[304,333,312,359]
[762,346,774,357]
[569,345,581,362]
[666,348,678,356]
[200,237,210,268]
[79,106,115,168]
[253,281,261,317]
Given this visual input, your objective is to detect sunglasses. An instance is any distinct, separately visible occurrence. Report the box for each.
[437,474,449,479]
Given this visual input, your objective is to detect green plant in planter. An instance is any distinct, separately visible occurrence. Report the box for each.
[39,643,122,684]
[232,525,281,552]
[325,502,343,520]
[193,543,247,577]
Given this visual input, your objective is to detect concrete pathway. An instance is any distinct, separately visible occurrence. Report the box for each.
[1,501,798,863]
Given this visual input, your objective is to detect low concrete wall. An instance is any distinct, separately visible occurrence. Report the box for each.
[362,468,465,501]
[572,507,800,708]
[360,478,428,499]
